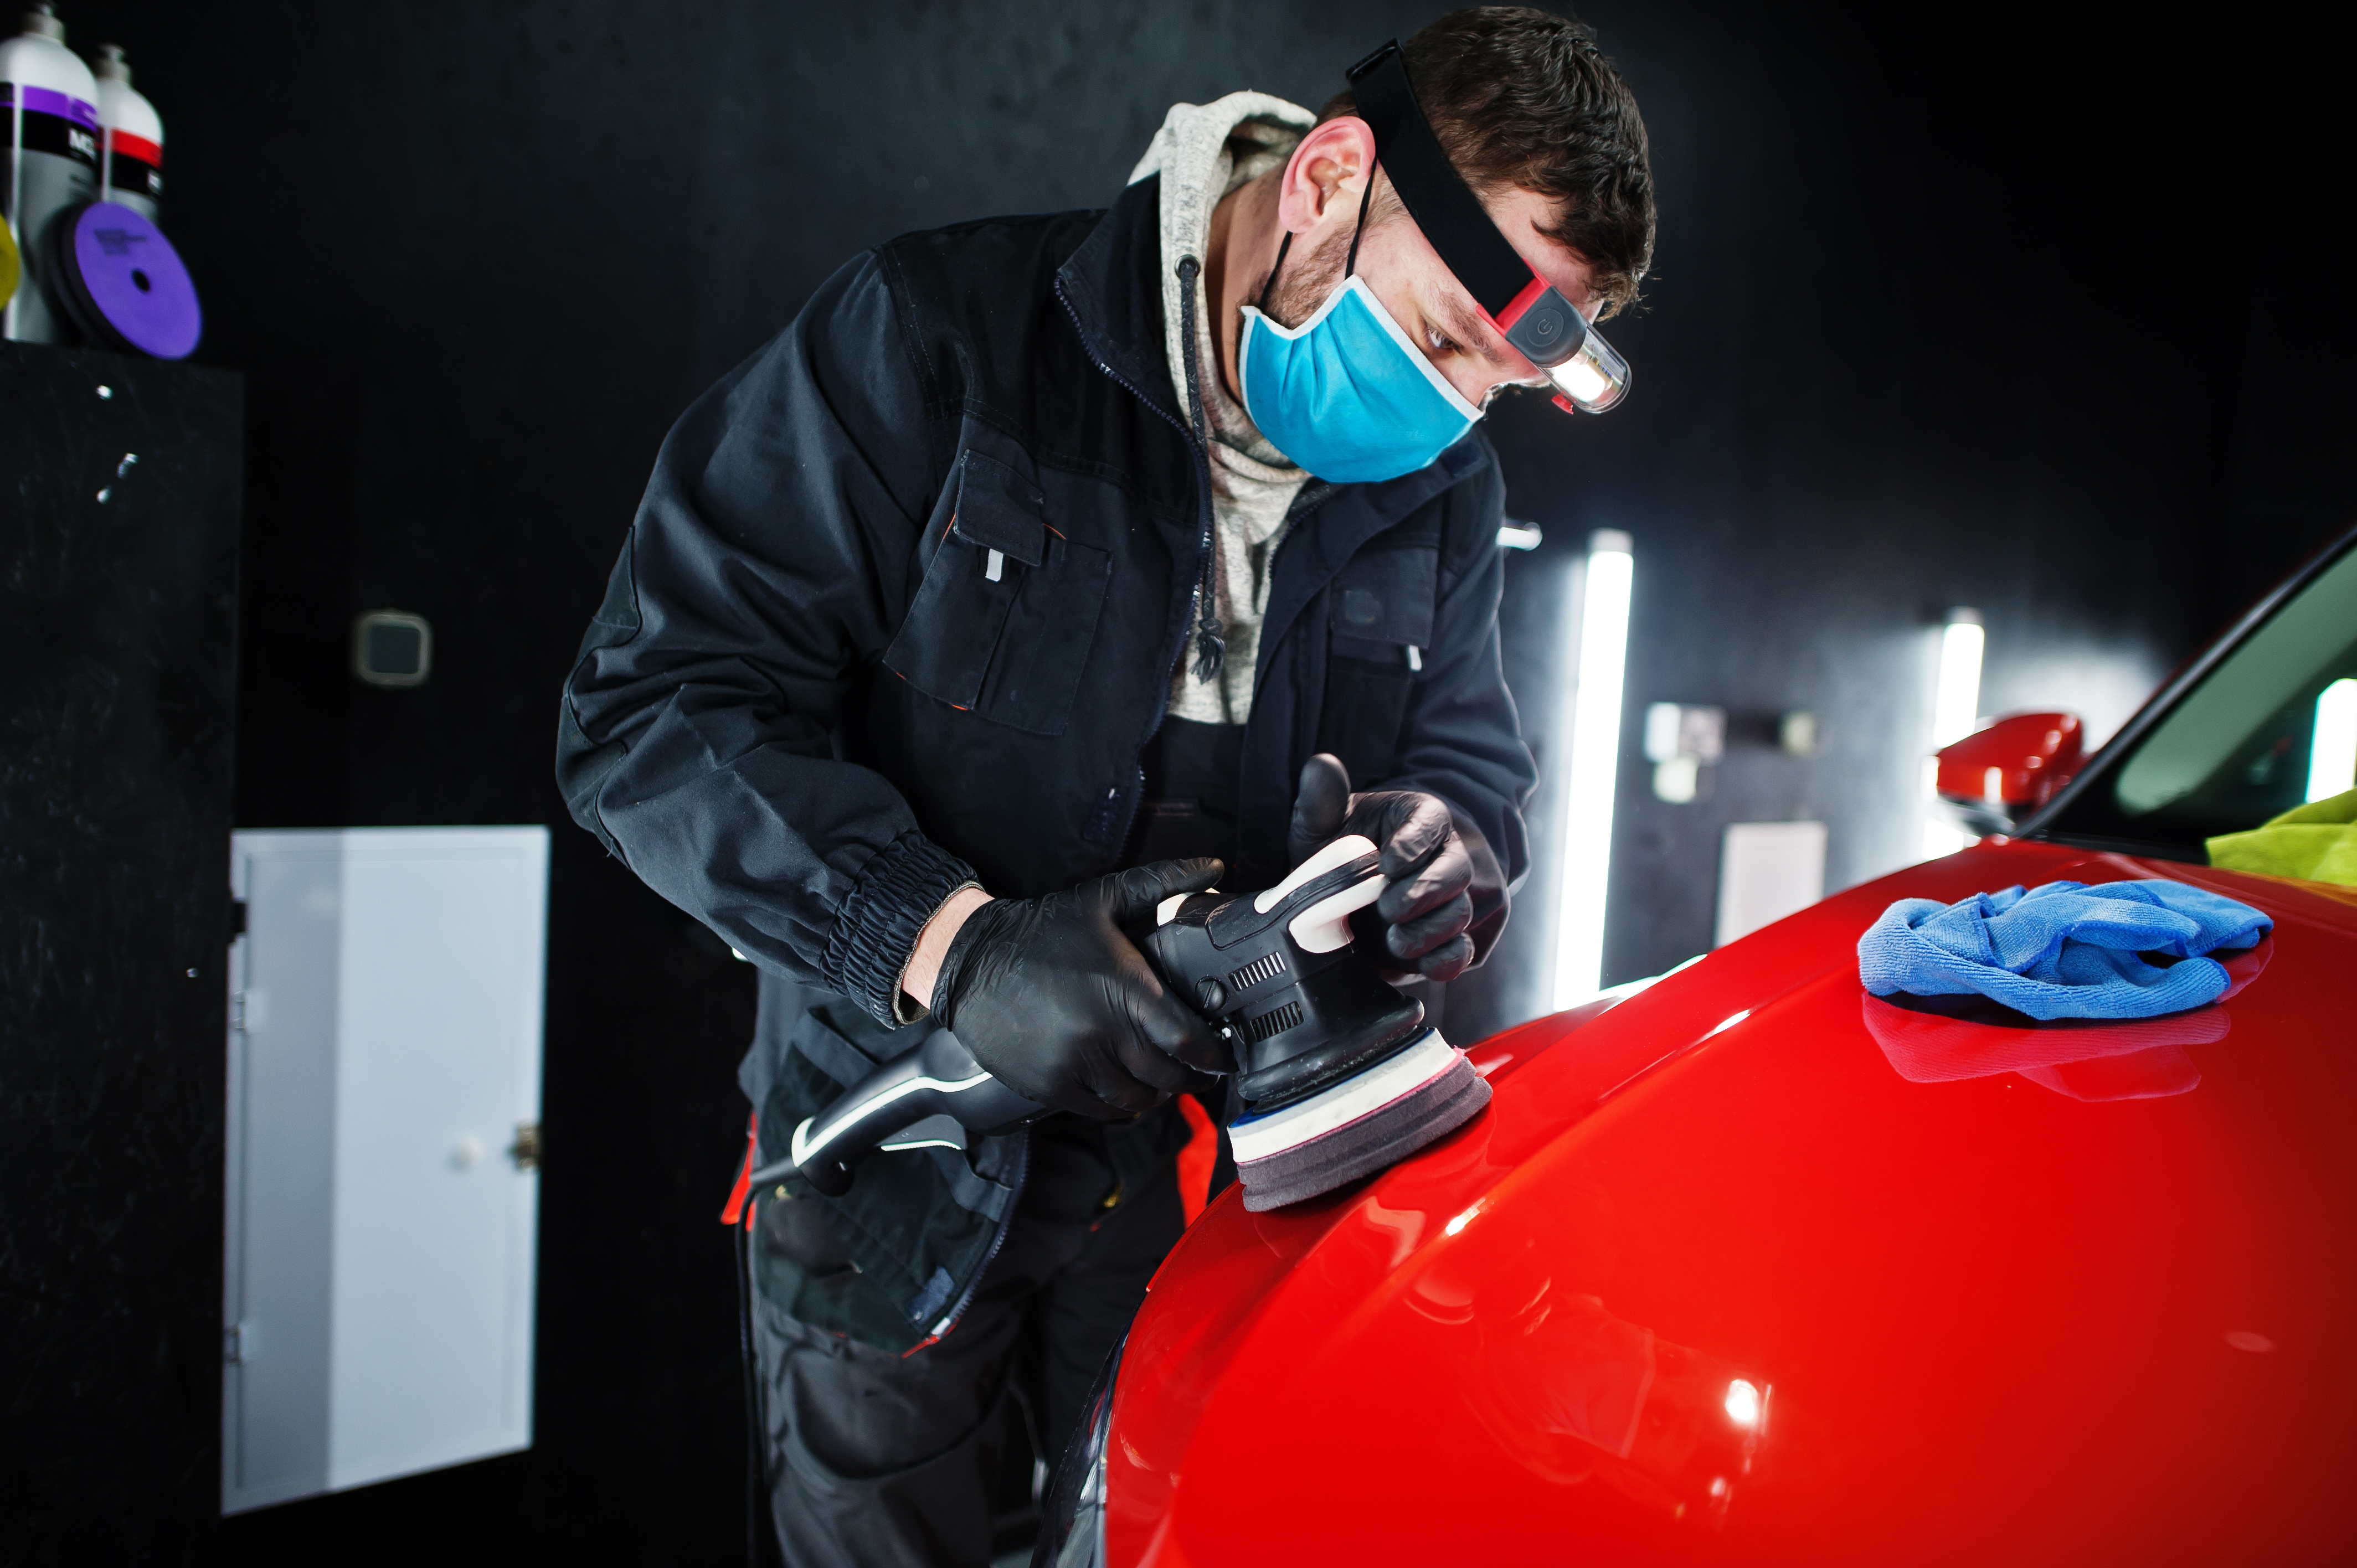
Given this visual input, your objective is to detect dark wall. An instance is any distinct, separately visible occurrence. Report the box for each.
[42,0,2352,1559]
[2,346,242,1565]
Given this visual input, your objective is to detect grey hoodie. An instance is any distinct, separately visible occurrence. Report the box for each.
[1128,92,1318,724]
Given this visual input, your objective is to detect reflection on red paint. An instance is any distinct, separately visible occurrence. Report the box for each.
[1859,937,2272,1102]
[1458,1273,1770,1525]
[1861,994,2219,1100]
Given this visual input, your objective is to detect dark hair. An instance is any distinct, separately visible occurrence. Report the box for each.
[1319,8,1655,317]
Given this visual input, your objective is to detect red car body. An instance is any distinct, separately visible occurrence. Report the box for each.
[1103,844,2353,1564]
[1041,527,2357,1566]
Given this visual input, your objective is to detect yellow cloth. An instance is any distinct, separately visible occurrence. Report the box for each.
[2207,787,2357,886]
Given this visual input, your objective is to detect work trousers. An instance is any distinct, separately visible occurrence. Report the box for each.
[751,1116,1185,1568]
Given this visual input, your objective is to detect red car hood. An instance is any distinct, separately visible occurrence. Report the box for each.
[1107,843,2357,1566]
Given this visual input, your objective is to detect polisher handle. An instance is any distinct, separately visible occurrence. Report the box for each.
[755,846,1394,1199]
[745,1028,1042,1196]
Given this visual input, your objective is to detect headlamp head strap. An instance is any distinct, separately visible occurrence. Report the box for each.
[1345,40,1592,372]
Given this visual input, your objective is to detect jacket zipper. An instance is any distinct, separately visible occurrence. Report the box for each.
[918,272,1210,1350]
[1053,271,1219,862]
[911,259,1425,1354]
[1173,256,1225,689]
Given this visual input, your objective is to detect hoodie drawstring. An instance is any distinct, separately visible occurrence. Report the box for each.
[1175,255,1224,686]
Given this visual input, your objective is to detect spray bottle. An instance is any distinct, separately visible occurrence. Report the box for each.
[91,43,157,221]
[2,3,98,342]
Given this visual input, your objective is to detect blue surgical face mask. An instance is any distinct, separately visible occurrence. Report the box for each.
[1238,271,1485,486]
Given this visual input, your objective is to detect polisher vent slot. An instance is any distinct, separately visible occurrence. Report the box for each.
[1245,1002,1302,1042]
[1229,951,1288,992]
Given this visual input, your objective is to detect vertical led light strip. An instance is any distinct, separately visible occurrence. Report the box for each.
[1920,608,1985,858]
[1931,612,1985,747]
[1552,530,1634,1010]
[2308,678,2357,802]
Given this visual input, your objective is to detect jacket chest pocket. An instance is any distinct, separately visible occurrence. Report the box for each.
[1315,546,1439,787]
[884,451,1112,737]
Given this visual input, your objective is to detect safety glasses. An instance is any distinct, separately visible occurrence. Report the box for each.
[1349,41,1633,415]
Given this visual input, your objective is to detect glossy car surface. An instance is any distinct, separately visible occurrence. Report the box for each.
[1106,848,2353,1564]
[1097,528,2357,1566]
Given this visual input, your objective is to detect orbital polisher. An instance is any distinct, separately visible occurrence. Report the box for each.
[747,835,1490,1213]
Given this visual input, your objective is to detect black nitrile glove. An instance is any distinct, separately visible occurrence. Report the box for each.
[1288,754,1478,984]
[929,859,1231,1118]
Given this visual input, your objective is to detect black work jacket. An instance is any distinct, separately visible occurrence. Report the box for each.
[556,176,1537,1349]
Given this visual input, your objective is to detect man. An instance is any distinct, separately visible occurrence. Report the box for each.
[557,9,1653,1563]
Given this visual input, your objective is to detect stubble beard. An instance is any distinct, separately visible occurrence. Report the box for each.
[1259,224,1357,330]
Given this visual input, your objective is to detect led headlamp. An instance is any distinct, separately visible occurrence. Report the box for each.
[1347,42,1632,415]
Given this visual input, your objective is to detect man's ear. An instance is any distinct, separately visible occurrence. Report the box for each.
[1277,116,1377,235]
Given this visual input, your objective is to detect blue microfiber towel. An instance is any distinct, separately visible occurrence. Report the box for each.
[1857,880,2272,1020]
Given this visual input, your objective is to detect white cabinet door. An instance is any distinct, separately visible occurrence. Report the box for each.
[223,827,547,1514]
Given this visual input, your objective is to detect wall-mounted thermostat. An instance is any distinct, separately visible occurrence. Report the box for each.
[352,611,432,688]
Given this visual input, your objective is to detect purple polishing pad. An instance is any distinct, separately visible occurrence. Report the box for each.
[66,202,201,359]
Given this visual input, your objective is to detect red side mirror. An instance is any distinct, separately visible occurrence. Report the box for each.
[1936,712,2085,826]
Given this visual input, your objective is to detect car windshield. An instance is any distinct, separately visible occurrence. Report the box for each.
[2042,536,2357,850]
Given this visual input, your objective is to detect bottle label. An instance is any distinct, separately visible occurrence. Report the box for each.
[3,84,102,341]
[3,84,102,170]
[107,128,163,204]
